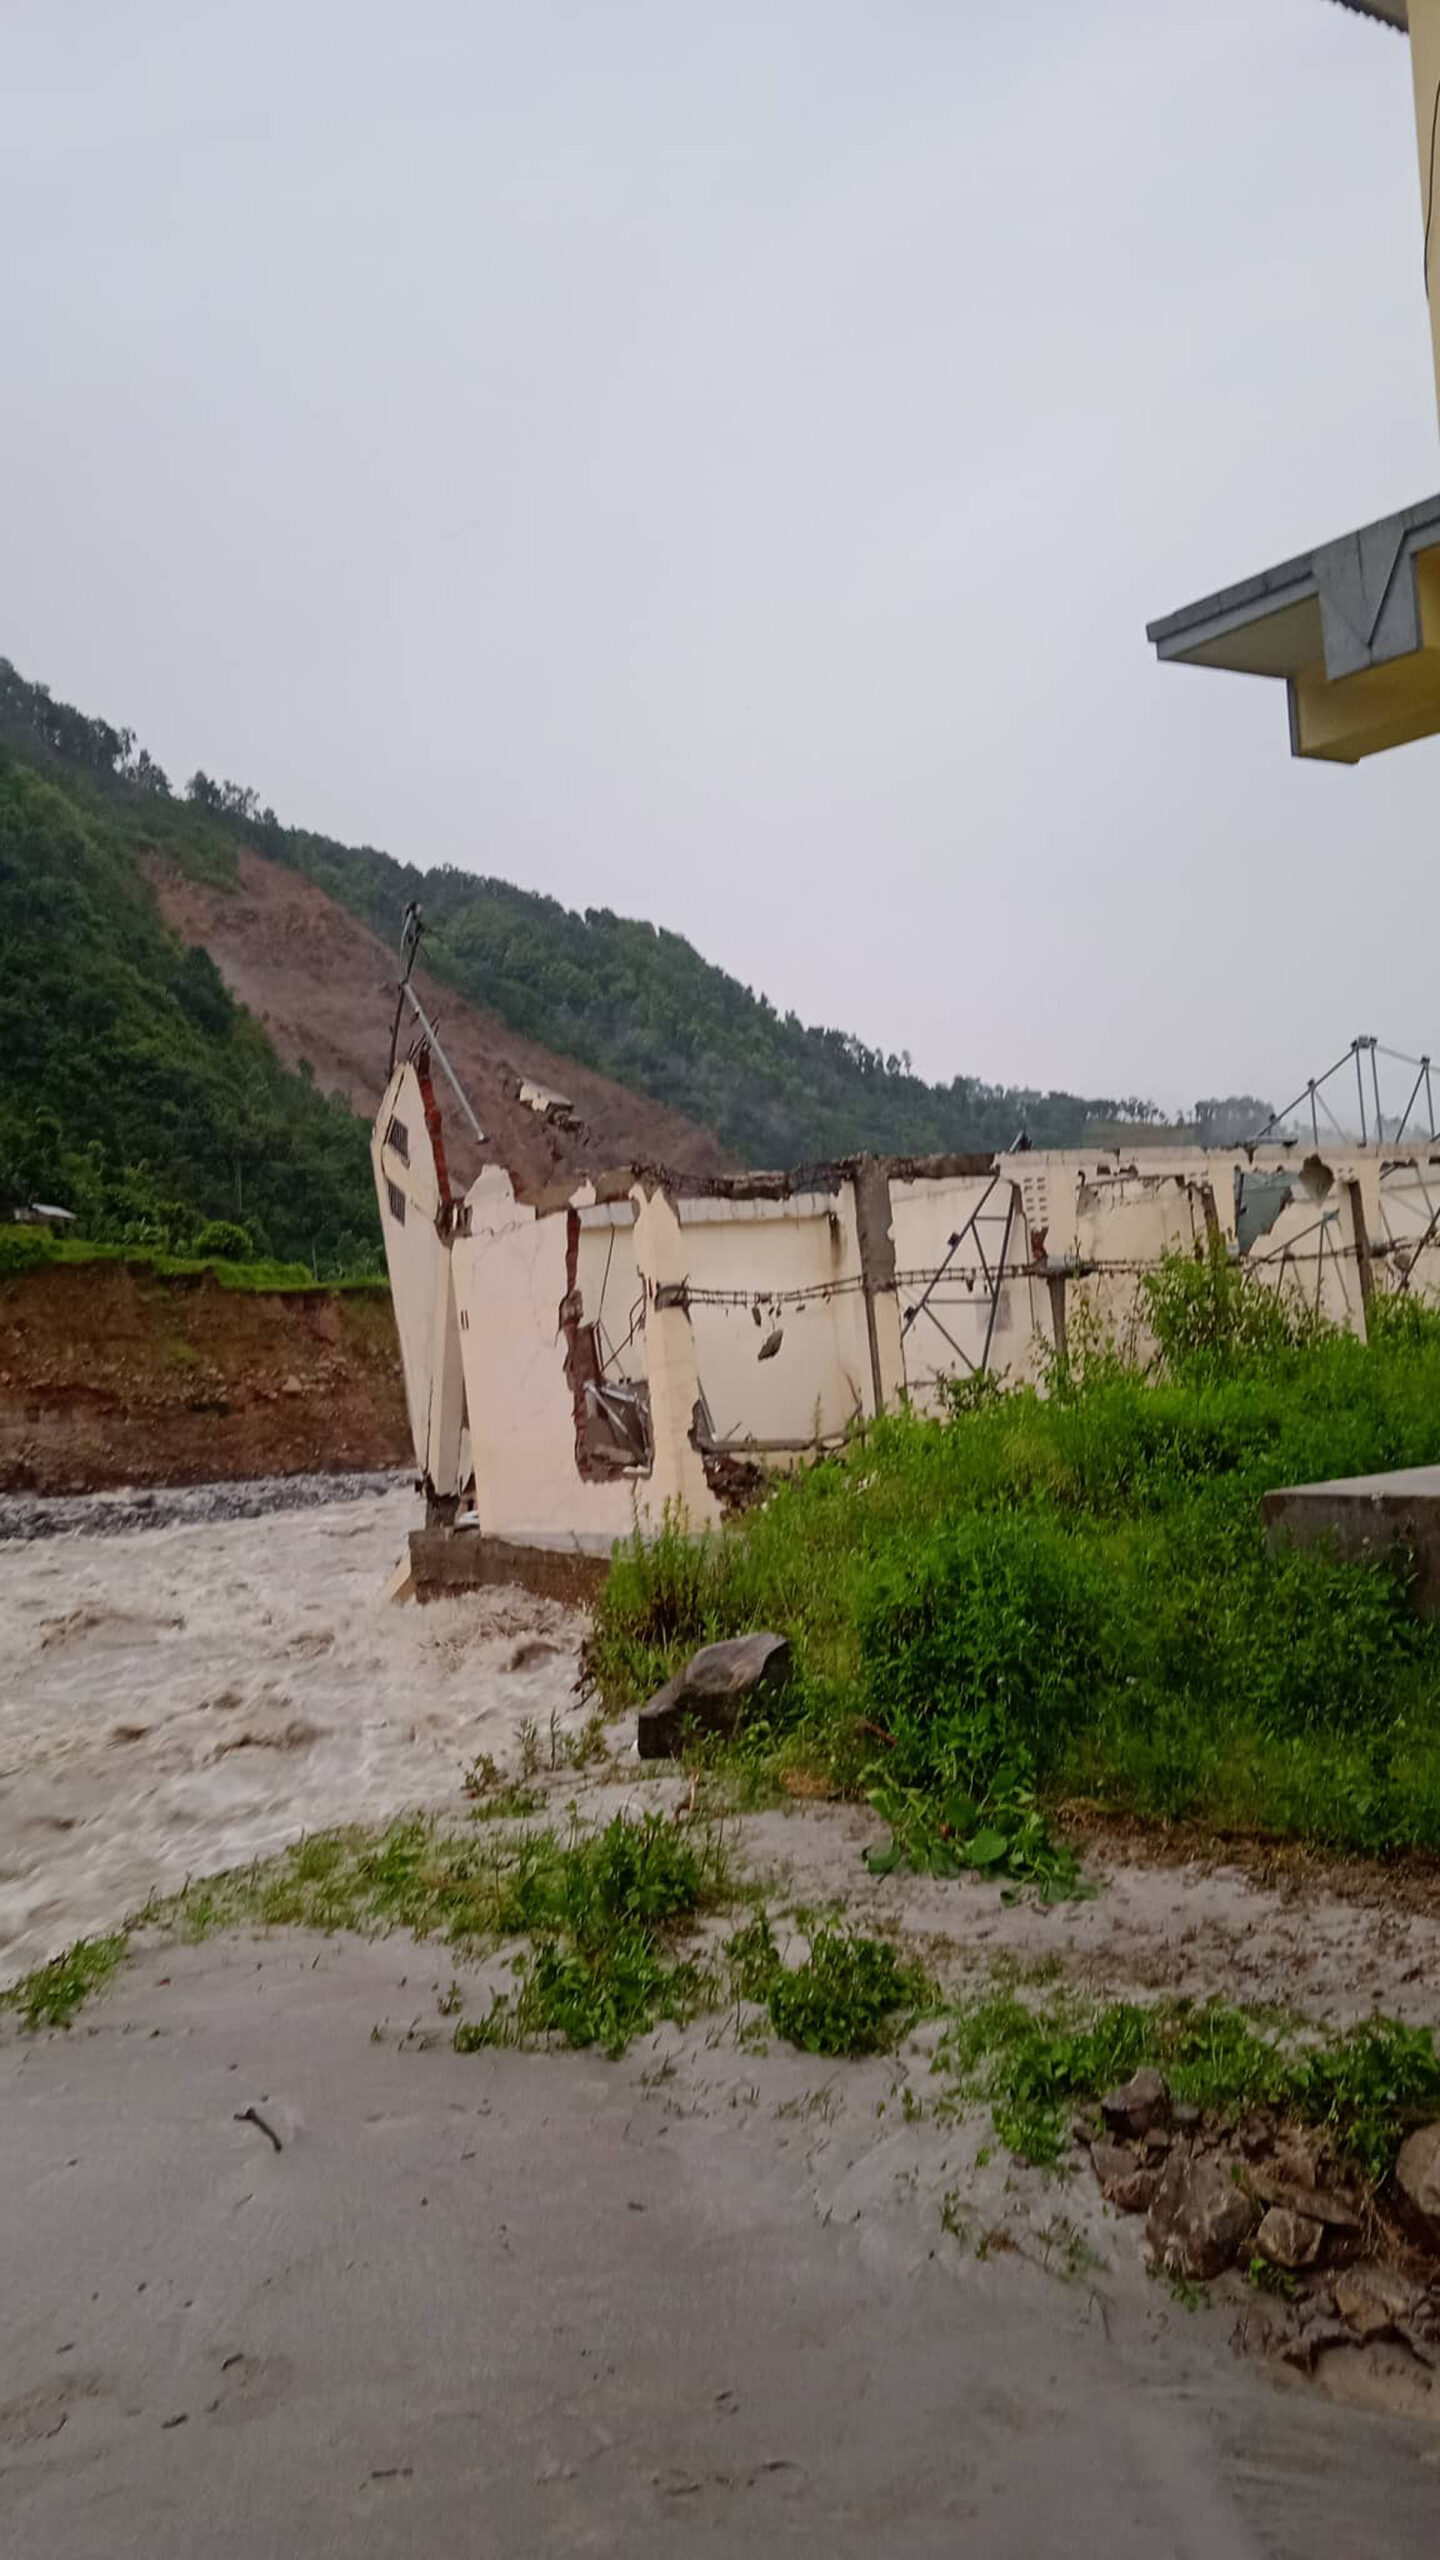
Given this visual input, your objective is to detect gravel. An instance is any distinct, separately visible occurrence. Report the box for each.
[0,1470,413,1545]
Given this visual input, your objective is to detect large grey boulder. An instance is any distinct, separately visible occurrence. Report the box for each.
[636,1633,791,1760]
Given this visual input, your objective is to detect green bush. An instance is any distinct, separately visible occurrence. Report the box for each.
[856,1513,1104,1790]
[0,1224,58,1272]
[192,1217,255,1261]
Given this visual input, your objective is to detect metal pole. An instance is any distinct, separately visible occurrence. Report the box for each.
[1353,1042,1368,1147]
[1345,1179,1374,1318]
[402,985,488,1147]
[387,905,425,1079]
[900,1177,997,1339]
[979,1188,1019,1374]
[1428,1059,1436,1142]
[1369,1039,1384,1147]
[1310,1081,1318,1145]
[1395,1063,1426,1147]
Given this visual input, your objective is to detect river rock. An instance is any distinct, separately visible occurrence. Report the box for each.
[636,1632,792,1759]
[1100,2068,1170,2140]
[1089,2141,1136,2186]
[1394,2123,1440,2251]
[1334,2265,1418,2344]
[1145,2152,1258,2281]
[1106,2164,1163,2216]
[1255,2206,1325,2271]
[1246,2164,1360,2230]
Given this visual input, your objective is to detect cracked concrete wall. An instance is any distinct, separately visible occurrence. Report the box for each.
[371,1061,468,1503]
[375,1098,1440,1551]
[672,1186,874,1450]
[888,1170,1054,1409]
[452,1169,644,1551]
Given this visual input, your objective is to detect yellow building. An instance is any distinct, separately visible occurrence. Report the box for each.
[1149,2,1440,761]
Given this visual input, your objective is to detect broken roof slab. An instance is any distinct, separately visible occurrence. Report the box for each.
[1147,491,1440,762]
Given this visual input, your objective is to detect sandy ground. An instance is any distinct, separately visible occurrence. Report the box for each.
[726,1798,1440,2031]
[4,1930,1439,2559]
[0,1490,587,1983]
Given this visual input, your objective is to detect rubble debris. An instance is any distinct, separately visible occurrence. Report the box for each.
[1100,2067,1170,2140]
[1144,2152,1258,2282]
[636,1633,791,1760]
[697,1447,768,1514]
[1255,2207,1326,2271]
[1089,2140,1138,2188]
[1395,2122,1440,2251]
[1102,2160,1163,2217]
[1245,2163,1360,2232]
[1334,2265,1418,2345]
[1277,2321,1354,2374]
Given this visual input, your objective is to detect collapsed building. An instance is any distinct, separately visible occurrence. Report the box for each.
[372,1042,1440,1594]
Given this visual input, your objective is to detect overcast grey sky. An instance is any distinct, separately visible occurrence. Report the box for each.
[3,0,1434,1112]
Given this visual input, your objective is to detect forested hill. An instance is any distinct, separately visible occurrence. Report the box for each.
[277,840,1144,1163]
[0,657,1227,1211]
[0,749,379,1271]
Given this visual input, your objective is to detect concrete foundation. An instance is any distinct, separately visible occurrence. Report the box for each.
[1263,1466,1440,1613]
[409,1527,611,1609]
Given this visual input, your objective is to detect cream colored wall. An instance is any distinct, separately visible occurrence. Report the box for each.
[1410,0,1440,434]
[574,1203,643,1384]
[452,1169,642,1551]
[1377,1154,1440,1298]
[887,1172,1053,1408]
[629,1189,723,1527]
[669,1189,871,1449]
[1243,1184,1370,1339]
[1069,1170,1208,1362]
[370,1062,468,1498]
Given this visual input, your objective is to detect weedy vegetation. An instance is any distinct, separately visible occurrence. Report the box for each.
[935,1984,1440,2181]
[589,1259,1440,1866]
[726,1913,934,2056]
[1,1931,131,2032]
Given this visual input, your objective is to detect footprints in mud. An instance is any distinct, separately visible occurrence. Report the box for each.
[0,2345,291,2465]
[652,2456,809,2506]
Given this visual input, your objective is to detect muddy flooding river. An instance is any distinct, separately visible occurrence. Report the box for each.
[0,1485,586,1982]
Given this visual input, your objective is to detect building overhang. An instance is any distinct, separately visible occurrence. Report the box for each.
[1325,2,1407,26]
[1146,493,1440,762]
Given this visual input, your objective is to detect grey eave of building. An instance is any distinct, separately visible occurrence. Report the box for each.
[1326,1,1406,29]
[1146,491,1440,687]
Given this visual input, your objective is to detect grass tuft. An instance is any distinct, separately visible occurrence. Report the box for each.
[727,1913,934,2056]
[2,1932,130,2031]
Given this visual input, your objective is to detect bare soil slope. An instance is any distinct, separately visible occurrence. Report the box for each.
[0,1264,409,1495]
[146,847,732,1194]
